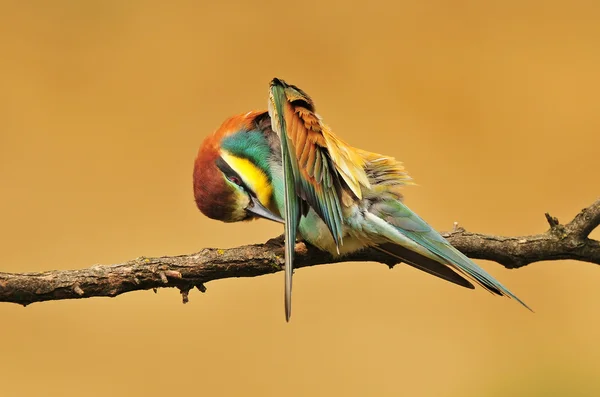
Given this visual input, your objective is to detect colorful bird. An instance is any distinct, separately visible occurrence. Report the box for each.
[194,78,530,321]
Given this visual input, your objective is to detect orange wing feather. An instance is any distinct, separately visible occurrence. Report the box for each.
[269,79,370,245]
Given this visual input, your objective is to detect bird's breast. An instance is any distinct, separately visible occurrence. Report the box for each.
[298,203,380,256]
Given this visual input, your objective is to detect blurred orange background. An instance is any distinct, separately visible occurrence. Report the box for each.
[1,1,599,396]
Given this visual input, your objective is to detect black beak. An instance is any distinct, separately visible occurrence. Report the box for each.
[246,196,285,224]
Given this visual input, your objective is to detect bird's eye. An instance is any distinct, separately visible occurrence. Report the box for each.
[227,175,242,186]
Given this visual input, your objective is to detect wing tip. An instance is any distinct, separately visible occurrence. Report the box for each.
[285,263,293,322]
[453,266,534,312]
[284,250,294,322]
[271,77,285,88]
[470,271,534,312]
[504,291,534,312]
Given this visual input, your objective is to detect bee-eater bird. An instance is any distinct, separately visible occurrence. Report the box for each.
[193,78,530,321]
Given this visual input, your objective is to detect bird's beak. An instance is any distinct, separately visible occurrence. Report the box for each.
[246,196,285,224]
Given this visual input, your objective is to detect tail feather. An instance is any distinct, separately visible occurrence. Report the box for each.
[364,208,532,311]
[424,237,534,311]
[374,243,475,290]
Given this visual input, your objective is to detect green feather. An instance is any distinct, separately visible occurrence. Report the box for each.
[371,200,532,310]
[271,83,301,322]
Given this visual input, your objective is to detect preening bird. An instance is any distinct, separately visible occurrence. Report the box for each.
[193,78,530,321]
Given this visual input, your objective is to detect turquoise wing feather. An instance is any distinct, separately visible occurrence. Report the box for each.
[269,80,303,321]
[268,78,369,320]
[268,78,345,247]
[370,200,531,310]
[282,117,302,322]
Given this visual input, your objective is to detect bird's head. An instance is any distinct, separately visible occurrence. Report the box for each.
[193,110,284,224]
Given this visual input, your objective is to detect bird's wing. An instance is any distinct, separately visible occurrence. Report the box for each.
[351,150,474,288]
[269,78,370,243]
[367,200,531,310]
[268,78,370,321]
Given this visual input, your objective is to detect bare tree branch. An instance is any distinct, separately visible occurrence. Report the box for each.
[1,199,598,307]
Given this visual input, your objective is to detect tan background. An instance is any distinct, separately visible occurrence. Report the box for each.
[1,1,599,396]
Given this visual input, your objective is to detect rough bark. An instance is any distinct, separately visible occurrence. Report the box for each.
[1,199,598,306]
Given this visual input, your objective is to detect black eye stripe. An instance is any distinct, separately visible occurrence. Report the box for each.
[216,156,256,197]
